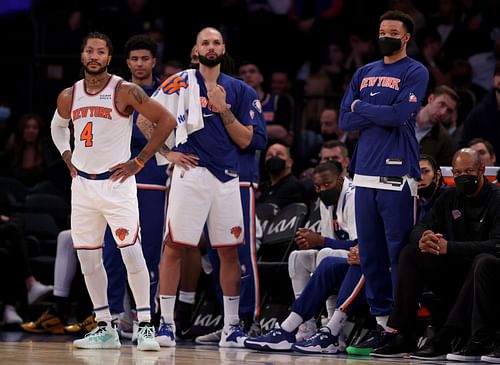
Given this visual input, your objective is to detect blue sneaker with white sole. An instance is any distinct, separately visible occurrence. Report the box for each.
[244,323,296,351]
[292,327,343,354]
[155,319,176,347]
[219,323,247,348]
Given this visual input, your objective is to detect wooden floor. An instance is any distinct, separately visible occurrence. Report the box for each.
[0,331,482,365]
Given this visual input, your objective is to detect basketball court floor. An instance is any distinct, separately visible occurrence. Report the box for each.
[0,330,484,365]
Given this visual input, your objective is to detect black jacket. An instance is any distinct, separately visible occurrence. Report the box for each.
[410,181,500,257]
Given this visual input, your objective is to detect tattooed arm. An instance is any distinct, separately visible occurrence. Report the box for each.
[109,82,177,182]
[137,114,199,169]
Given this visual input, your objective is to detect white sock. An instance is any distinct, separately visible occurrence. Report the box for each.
[326,295,337,319]
[160,295,176,324]
[223,296,240,328]
[376,315,396,332]
[121,244,151,323]
[281,312,303,333]
[178,290,196,304]
[326,310,347,336]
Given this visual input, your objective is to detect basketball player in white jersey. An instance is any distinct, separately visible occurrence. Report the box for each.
[50,32,176,351]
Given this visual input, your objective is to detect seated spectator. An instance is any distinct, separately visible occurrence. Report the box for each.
[460,62,500,164]
[319,140,350,176]
[4,113,57,187]
[367,148,500,358]
[0,192,53,325]
[468,138,496,167]
[417,154,446,222]
[258,143,306,208]
[468,29,500,92]
[415,85,459,166]
[239,62,293,145]
[160,60,184,81]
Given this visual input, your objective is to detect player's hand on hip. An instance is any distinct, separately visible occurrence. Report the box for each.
[166,151,199,170]
[207,85,227,112]
[109,159,142,183]
[62,150,77,178]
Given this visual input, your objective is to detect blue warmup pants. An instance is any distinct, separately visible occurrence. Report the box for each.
[354,184,414,316]
[291,256,365,320]
[205,184,260,320]
[103,188,166,314]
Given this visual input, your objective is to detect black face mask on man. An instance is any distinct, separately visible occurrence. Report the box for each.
[318,188,341,207]
[378,36,403,56]
[454,175,479,196]
[266,156,286,174]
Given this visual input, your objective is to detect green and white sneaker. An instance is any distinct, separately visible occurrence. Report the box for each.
[137,322,160,351]
[73,321,121,349]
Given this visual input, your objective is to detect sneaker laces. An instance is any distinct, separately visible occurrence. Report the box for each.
[138,325,155,339]
[84,324,108,339]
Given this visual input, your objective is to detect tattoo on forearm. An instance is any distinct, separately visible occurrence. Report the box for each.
[159,145,171,157]
[220,109,236,126]
[129,86,147,104]
[137,117,155,139]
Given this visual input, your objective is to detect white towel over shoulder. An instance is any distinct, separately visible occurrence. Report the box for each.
[152,69,204,165]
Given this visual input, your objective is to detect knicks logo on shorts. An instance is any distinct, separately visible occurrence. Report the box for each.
[230,226,242,239]
[160,72,188,95]
[115,228,129,241]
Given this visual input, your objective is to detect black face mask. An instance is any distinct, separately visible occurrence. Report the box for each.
[318,188,341,207]
[266,156,286,175]
[378,37,403,56]
[418,181,437,200]
[454,175,479,196]
[321,132,339,142]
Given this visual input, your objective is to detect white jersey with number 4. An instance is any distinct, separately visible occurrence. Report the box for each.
[71,75,132,174]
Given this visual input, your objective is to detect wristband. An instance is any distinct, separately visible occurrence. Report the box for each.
[134,157,145,168]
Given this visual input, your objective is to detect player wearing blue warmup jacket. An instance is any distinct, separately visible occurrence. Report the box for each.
[149,28,260,349]
[339,10,429,354]
[103,35,167,332]
[200,84,267,337]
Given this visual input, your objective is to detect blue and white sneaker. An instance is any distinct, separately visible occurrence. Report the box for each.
[292,327,343,354]
[155,319,176,347]
[244,323,296,351]
[219,323,247,348]
[73,321,121,349]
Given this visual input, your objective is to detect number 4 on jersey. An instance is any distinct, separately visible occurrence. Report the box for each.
[80,121,93,147]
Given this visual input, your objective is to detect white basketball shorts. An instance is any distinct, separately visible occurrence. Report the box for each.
[71,175,140,249]
[165,166,244,247]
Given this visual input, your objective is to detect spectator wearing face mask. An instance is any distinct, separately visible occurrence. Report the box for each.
[417,154,446,223]
[257,143,307,208]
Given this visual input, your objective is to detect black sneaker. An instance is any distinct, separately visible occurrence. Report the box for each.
[410,336,451,360]
[447,339,495,362]
[371,333,416,358]
[482,345,500,363]
[174,301,194,340]
[346,325,388,356]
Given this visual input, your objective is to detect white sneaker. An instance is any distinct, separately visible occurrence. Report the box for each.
[296,319,317,342]
[73,321,121,349]
[3,305,22,325]
[195,329,222,345]
[27,281,53,304]
[155,319,176,347]
[136,322,160,351]
[219,324,247,348]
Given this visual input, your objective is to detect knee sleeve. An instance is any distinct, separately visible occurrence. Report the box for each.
[288,249,317,278]
[77,248,103,275]
[120,244,147,274]
[316,247,348,268]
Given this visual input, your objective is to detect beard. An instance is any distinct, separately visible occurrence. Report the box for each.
[83,63,108,75]
[198,54,223,68]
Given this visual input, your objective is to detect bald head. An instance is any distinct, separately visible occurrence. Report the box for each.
[452,148,482,170]
[196,27,224,45]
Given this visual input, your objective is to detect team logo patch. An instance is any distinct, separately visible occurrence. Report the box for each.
[115,228,130,241]
[252,99,262,113]
[160,72,188,95]
[451,209,462,220]
[409,93,417,103]
[230,226,242,239]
